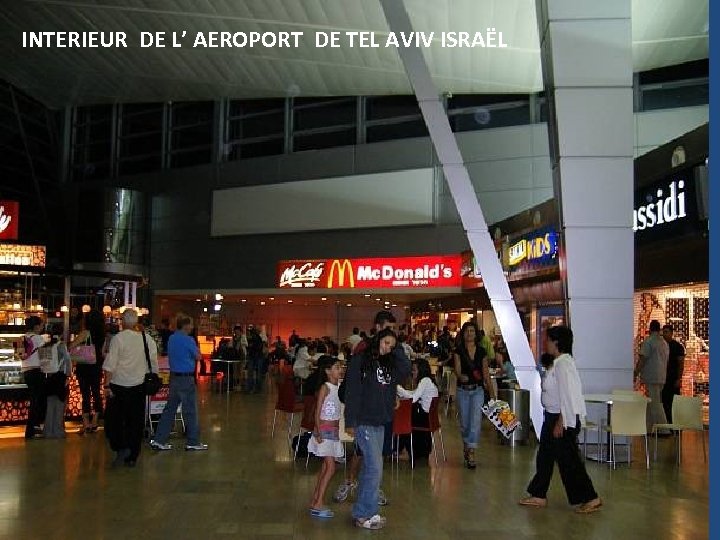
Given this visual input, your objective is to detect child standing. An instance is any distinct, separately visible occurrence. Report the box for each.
[308,355,344,519]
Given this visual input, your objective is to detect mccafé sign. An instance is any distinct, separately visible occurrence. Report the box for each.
[277,255,462,289]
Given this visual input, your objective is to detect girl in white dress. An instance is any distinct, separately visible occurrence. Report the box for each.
[308,355,344,518]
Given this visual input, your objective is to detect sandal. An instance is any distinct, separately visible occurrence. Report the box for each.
[575,498,603,514]
[465,449,477,469]
[309,508,334,519]
[518,496,548,508]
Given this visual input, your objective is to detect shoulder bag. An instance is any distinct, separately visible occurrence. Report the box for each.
[141,332,162,396]
[70,334,97,365]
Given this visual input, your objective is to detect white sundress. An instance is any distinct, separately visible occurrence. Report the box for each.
[307,382,344,459]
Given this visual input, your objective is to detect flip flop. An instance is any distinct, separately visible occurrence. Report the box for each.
[310,508,335,519]
[575,498,603,514]
[518,497,548,508]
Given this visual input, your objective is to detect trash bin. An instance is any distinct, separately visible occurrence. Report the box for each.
[498,388,530,446]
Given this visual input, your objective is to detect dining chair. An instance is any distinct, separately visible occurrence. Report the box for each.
[604,399,650,469]
[294,395,317,467]
[271,376,303,440]
[392,399,414,469]
[413,396,446,465]
[652,395,706,464]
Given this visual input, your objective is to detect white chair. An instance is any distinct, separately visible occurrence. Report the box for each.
[444,370,457,418]
[604,399,649,469]
[581,419,603,460]
[652,395,706,464]
[612,389,646,398]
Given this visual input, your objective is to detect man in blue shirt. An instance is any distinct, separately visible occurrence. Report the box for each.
[150,315,208,451]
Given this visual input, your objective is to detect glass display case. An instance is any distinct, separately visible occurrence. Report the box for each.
[0,331,25,389]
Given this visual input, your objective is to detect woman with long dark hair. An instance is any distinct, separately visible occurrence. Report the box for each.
[519,326,602,514]
[453,321,497,469]
[73,309,106,433]
[396,358,439,461]
[344,328,409,530]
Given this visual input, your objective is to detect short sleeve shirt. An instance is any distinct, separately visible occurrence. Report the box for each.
[167,331,199,373]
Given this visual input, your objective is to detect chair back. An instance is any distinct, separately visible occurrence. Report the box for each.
[610,400,647,436]
[612,389,645,398]
[671,395,704,430]
[427,396,441,432]
[300,395,316,431]
[392,399,413,436]
[275,377,297,413]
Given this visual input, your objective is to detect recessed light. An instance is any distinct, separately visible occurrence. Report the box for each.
[203,307,208,312]
[392,304,397,307]
[364,294,371,298]
[321,297,327,301]
[269,297,275,301]
[375,298,381,302]
[346,303,352,307]
[214,304,221,311]
[288,300,293,304]
[241,299,247,303]
[195,298,201,302]
[215,293,223,301]
[260,301,266,306]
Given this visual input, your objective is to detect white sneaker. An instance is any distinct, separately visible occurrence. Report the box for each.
[185,443,209,451]
[150,440,172,451]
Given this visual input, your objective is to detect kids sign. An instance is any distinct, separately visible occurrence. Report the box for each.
[277,255,462,289]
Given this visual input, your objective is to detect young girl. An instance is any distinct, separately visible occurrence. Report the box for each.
[308,355,344,519]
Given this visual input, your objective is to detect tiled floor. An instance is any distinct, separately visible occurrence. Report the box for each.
[0,381,709,539]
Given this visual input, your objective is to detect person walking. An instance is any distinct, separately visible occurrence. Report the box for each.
[150,315,208,452]
[344,328,409,530]
[307,355,344,519]
[103,309,158,467]
[454,321,497,469]
[635,320,670,432]
[661,324,685,423]
[21,316,47,440]
[519,325,602,514]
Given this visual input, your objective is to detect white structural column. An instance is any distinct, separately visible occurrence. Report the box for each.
[380,0,543,437]
[537,1,635,392]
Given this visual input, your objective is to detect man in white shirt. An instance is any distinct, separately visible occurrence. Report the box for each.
[103,309,158,467]
[636,320,670,433]
[346,328,362,351]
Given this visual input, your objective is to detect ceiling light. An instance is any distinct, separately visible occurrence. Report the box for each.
[241,299,247,303]
[392,304,397,307]
[346,303,352,307]
[375,298,381,302]
[260,301,266,306]
[203,307,208,312]
[214,304,221,311]
[287,300,293,304]
[215,293,223,301]
[195,298,201,302]
[364,294,371,298]
[269,297,275,301]
[321,297,327,301]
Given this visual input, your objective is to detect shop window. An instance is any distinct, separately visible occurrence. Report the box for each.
[693,297,709,341]
[666,298,690,342]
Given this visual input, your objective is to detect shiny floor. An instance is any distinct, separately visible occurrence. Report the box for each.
[0,381,709,540]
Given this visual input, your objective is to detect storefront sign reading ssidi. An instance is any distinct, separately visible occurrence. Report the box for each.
[277,256,462,289]
[0,201,19,241]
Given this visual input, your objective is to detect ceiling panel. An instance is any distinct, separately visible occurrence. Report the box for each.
[0,0,708,107]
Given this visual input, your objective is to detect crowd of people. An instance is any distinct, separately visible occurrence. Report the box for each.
[23,307,694,527]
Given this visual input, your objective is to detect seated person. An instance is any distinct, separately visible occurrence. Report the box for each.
[293,339,311,379]
[395,359,439,460]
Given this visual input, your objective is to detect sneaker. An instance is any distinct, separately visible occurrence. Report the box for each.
[149,440,173,451]
[377,489,388,506]
[333,480,357,503]
[185,443,209,451]
[354,514,386,530]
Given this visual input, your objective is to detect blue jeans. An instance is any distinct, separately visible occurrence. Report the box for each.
[352,425,385,520]
[245,356,267,392]
[154,375,200,446]
[457,386,484,449]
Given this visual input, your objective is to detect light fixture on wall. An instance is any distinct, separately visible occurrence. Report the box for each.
[81,304,91,313]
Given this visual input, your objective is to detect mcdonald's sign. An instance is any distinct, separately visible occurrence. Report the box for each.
[327,259,355,288]
[277,255,462,289]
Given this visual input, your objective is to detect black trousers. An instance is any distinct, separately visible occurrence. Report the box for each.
[76,363,102,415]
[527,412,598,505]
[105,384,146,462]
[23,369,47,438]
[662,384,679,423]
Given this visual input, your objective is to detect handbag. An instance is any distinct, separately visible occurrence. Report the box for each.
[70,335,96,365]
[141,331,161,396]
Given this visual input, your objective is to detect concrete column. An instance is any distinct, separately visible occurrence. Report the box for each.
[537,0,635,392]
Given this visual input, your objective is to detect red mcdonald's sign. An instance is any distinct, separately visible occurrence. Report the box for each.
[0,201,19,241]
[277,255,462,289]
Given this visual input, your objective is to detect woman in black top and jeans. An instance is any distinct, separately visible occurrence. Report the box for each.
[454,321,497,469]
[74,310,105,434]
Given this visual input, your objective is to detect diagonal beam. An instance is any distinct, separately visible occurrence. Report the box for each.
[379,0,543,437]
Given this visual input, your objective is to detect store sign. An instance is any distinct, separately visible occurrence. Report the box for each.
[0,244,46,267]
[277,255,462,289]
[0,201,19,240]
[508,228,559,267]
[633,180,687,231]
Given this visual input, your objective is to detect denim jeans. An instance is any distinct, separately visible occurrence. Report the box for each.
[457,386,484,449]
[352,425,385,520]
[154,375,200,446]
[245,356,267,392]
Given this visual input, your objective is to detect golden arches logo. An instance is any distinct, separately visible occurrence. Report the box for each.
[327,259,355,288]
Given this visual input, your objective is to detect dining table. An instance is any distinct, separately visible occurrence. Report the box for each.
[583,393,651,463]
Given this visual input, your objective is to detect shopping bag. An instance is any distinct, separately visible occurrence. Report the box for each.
[482,399,520,439]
